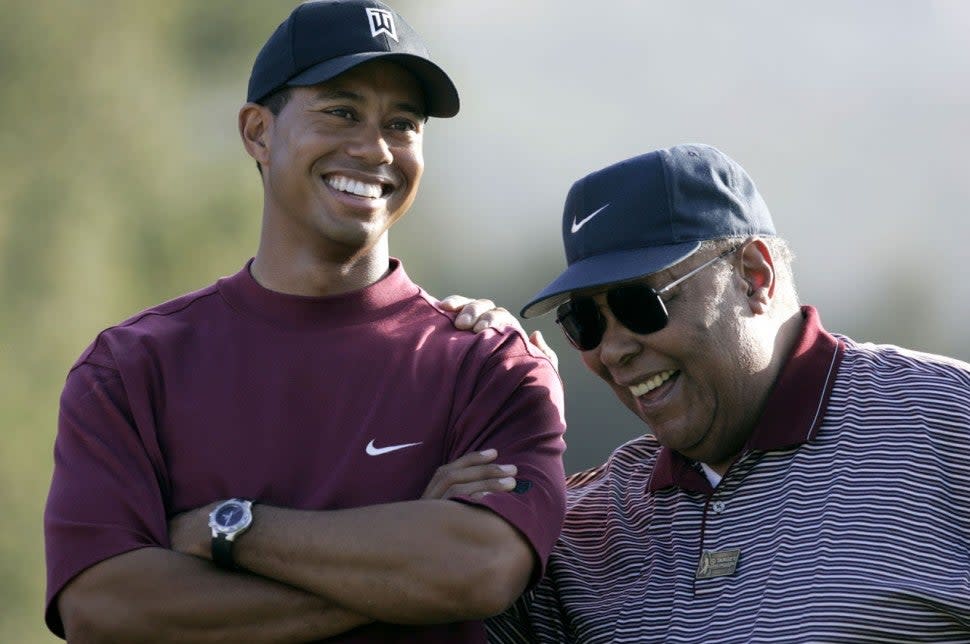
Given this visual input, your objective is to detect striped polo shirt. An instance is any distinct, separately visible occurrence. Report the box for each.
[487,307,970,643]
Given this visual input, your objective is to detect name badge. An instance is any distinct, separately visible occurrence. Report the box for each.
[695,548,741,579]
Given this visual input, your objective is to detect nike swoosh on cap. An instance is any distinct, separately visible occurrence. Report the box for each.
[570,203,610,233]
[365,439,423,456]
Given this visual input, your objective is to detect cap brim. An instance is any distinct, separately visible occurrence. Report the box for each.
[520,241,702,318]
[285,52,459,118]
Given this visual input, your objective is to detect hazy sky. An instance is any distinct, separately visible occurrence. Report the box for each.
[367,1,970,469]
[398,1,969,357]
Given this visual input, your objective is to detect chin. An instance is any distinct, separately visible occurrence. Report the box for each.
[655,421,703,453]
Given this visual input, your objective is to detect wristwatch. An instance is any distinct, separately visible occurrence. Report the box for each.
[208,498,254,570]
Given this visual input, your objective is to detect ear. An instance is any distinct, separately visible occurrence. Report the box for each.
[239,103,272,169]
[738,238,775,315]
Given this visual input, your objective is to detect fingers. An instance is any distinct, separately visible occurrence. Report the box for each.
[442,296,498,329]
[442,296,528,335]
[422,449,519,500]
[447,476,519,500]
[423,449,498,500]
[530,330,560,372]
[470,308,521,334]
[460,303,519,333]
[439,295,474,312]
[456,299,498,329]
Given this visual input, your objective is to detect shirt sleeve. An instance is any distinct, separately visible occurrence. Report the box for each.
[43,340,169,638]
[445,329,567,584]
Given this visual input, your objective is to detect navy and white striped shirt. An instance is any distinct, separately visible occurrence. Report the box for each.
[487,307,970,643]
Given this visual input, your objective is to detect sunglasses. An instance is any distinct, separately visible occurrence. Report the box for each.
[555,246,740,351]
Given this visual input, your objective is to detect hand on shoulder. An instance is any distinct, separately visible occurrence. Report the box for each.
[440,295,559,371]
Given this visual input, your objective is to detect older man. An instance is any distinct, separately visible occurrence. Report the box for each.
[480,144,970,642]
[44,2,565,641]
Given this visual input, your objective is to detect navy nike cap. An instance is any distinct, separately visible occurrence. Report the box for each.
[248,0,459,118]
[521,144,776,318]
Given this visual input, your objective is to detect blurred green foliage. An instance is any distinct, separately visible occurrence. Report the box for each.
[0,2,314,641]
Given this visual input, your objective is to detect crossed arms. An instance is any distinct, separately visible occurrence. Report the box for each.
[59,454,531,641]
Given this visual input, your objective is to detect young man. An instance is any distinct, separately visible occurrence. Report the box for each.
[44,2,566,642]
[479,144,970,642]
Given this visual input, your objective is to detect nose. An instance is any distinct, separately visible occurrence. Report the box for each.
[346,122,393,166]
[595,305,641,369]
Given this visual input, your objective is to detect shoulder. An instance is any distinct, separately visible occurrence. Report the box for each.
[829,336,970,433]
[70,281,222,372]
[840,335,970,373]
[414,288,558,369]
[837,336,970,394]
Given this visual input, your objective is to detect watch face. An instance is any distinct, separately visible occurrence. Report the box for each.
[213,501,249,530]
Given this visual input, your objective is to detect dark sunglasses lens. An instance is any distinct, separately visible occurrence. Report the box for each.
[607,284,669,335]
[556,298,603,351]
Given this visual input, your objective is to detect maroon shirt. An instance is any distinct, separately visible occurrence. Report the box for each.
[45,259,567,641]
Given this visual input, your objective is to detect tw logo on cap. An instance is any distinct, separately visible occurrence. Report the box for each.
[366,8,398,42]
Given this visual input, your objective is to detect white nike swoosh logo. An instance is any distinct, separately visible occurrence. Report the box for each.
[570,203,610,233]
[365,439,423,456]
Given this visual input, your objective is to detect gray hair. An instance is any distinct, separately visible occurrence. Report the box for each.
[696,236,799,310]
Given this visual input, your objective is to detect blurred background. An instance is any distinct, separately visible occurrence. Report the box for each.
[2,1,968,640]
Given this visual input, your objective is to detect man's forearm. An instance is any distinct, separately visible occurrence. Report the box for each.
[59,547,371,643]
[229,500,533,624]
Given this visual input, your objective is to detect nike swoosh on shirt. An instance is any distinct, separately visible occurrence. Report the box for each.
[365,439,423,456]
[570,203,610,233]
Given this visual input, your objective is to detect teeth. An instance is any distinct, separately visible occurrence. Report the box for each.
[325,175,384,199]
[629,370,676,397]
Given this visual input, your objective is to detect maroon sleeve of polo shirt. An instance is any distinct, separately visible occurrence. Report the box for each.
[44,339,170,638]
[446,331,568,584]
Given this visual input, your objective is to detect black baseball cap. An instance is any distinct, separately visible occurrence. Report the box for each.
[247,0,459,118]
[521,144,777,318]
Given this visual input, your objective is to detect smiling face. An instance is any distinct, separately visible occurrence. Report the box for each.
[247,59,426,266]
[578,243,784,472]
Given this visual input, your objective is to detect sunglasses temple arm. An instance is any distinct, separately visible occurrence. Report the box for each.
[655,246,740,296]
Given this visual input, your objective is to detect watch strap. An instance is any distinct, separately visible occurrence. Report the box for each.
[212,533,236,570]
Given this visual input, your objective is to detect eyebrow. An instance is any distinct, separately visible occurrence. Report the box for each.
[310,88,426,119]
